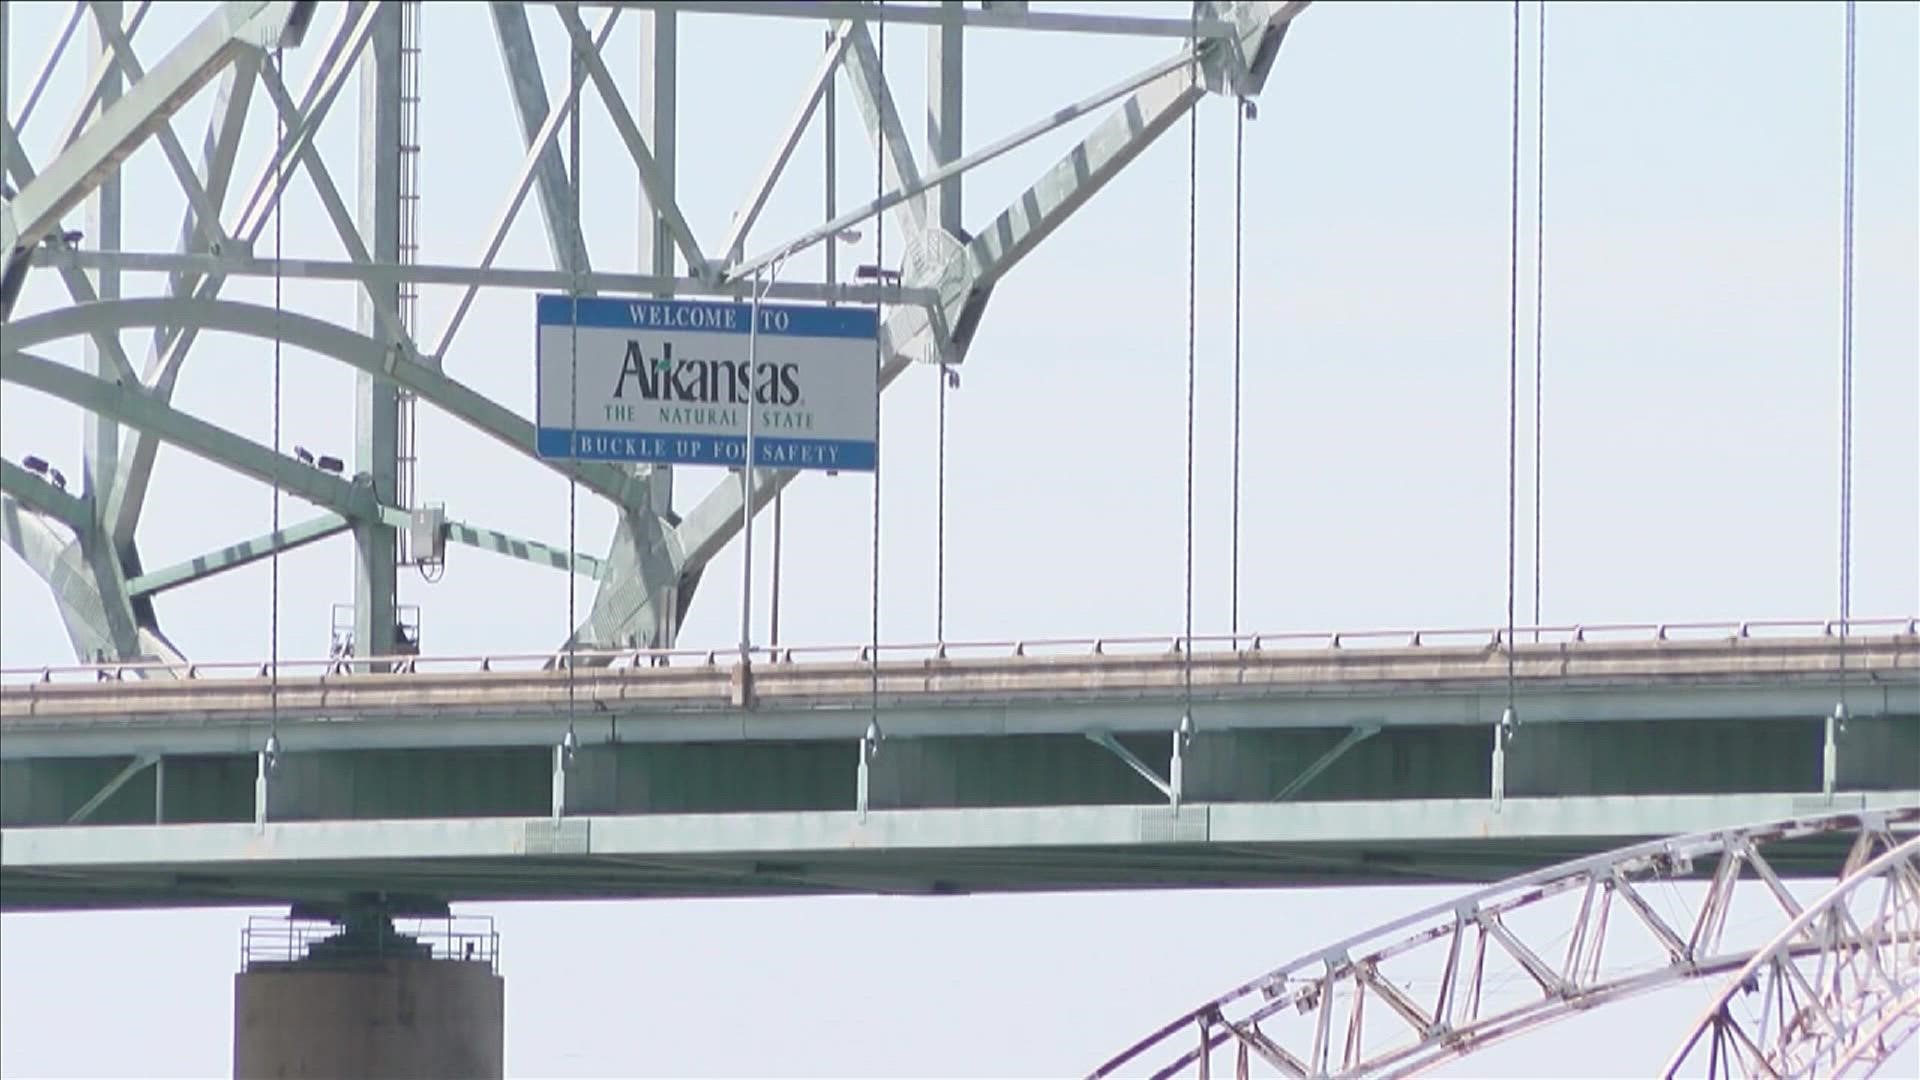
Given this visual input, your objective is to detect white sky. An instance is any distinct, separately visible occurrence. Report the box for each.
[2,1,1916,1076]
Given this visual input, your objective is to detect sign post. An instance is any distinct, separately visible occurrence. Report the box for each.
[534,294,879,471]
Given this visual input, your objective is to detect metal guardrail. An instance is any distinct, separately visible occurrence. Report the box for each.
[241,914,499,973]
[3,615,1914,686]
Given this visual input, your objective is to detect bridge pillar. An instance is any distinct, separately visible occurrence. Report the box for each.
[233,904,503,1080]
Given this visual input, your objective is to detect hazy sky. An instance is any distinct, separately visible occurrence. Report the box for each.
[2,0,1916,1076]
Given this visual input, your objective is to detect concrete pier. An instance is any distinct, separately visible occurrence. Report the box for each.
[232,909,502,1079]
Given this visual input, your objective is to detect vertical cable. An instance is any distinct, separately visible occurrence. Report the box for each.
[1531,0,1546,636]
[870,3,886,740]
[565,38,581,745]
[1231,95,1244,641]
[937,360,947,642]
[269,43,284,759]
[1838,0,1856,691]
[1183,7,1197,723]
[1505,0,1521,706]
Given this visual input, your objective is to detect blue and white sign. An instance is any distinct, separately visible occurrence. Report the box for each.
[535,295,879,471]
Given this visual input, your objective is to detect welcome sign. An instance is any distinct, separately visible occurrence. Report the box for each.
[534,295,879,471]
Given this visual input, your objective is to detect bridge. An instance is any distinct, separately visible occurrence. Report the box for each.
[2,0,1916,1075]
[4,619,1918,908]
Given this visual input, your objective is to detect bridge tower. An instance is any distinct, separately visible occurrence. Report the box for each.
[0,2,1306,1071]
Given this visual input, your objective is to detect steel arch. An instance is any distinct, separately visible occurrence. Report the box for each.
[1091,806,1920,1079]
[1661,835,1920,1079]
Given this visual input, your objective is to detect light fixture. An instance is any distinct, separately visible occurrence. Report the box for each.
[855,265,902,284]
[21,454,48,475]
[316,454,345,474]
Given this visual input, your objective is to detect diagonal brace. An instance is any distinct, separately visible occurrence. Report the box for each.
[126,512,350,597]
[1274,723,1379,801]
[554,2,708,278]
[1086,729,1173,800]
[68,753,158,824]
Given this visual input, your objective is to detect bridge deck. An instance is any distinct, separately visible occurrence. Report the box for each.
[3,628,1915,910]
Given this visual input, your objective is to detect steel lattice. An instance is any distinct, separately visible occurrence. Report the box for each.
[1662,834,1920,1079]
[1092,807,1920,1079]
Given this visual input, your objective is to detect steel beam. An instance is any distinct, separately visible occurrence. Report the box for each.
[719,21,853,266]
[66,753,157,824]
[1,131,142,383]
[0,459,91,531]
[841,20,928,237]
[1274,723,1379,801]
[3,795,1914,913]
[109,2,375,553]
[442,520,606,581]
[926,1,963,237]
[83,2,123,519]
[0,0,315,258]
[34,246,932,305]
[544,2,1241,40]
[0,497,170,665]
[489,2,591,277]
[3,299,653,512]
[126,513,352,598]
[354,1,402,664]
[2,350,386,522]
[553,3,707,278]
[84,1,234,254]
[427,6,617,364]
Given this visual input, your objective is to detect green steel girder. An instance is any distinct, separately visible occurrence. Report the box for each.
[1,298,652,511]
[2,349,387,521]
[0,459,90,530]
[125,512,352,598]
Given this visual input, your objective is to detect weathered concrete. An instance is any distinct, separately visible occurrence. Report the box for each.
[233,957,502,1080]
[3,633,1914,757]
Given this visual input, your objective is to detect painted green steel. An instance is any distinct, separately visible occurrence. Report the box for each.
[4,792,1914,911]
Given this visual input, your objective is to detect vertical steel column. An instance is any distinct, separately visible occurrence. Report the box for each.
[927,1,964,235]
[636,8,677,525]
[85,3,123,509]
[354,1,402,666]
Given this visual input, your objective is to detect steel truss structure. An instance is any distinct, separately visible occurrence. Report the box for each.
[1,1,1307,666]
[1663,834,1920,1078]
[1091,806,1920,1079]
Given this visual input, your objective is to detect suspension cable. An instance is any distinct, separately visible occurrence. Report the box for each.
[869,2,886,741]
[937,357,948,642]
[1531,0,1546,635]
[1838,0,1856,705]
[1182,5,1198,731]
[1231,93,1245,641]
[1504,0,1521,711]
[565,39,581,751]
[268,42,284,766]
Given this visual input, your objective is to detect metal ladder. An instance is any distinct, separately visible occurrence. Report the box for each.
[395,0,423,563]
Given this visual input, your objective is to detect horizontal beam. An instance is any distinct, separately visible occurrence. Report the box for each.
[4,793,1913,911]
[30,247,935,312]
[126,512,350,597]
[4,636,1912,757]
[542,2,1242,39]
